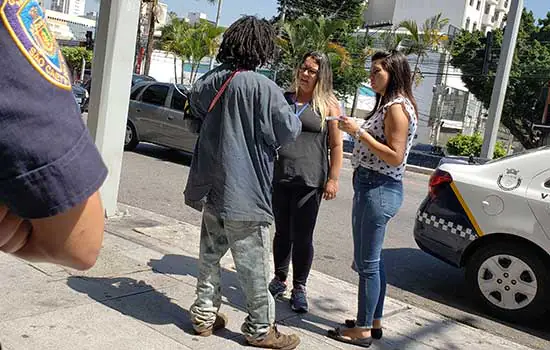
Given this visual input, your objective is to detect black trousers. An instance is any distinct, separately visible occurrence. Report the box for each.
[272,183,323,288]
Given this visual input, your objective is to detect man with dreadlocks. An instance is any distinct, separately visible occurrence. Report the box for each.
[184,16,302,349]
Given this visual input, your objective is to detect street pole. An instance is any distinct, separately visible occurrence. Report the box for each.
[87,0,140,217]
[480,0,523,158]
[143,0,158,76]
[208,0,223,70]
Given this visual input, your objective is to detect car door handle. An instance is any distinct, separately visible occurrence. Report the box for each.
[136,108,142,113]
[167,116,175,120]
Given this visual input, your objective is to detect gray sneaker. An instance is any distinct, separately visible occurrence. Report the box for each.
[290,286,308,313]
[269,277,287,298]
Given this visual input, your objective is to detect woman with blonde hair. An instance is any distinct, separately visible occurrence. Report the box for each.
[268,51,343,313]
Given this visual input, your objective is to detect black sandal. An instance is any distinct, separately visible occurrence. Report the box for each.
[344,319,383,339]
[327,327,372,348]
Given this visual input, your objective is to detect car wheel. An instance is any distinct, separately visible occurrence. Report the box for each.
[124,121,139,151]
[466,242,549,321]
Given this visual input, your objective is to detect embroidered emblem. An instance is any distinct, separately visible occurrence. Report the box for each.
[1,0,71,89]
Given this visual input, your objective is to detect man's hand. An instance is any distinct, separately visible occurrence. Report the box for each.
[1,192,105,271]
[0,206,32,254]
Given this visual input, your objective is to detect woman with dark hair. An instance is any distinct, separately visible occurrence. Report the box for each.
[327,50,418,347]
[185,16,302,349]
[268,51,343,313]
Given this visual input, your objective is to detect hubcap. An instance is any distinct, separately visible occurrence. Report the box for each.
[125,125,133,145]
[477,254,538,310]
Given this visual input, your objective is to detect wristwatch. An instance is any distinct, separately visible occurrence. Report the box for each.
[354,128,365,140]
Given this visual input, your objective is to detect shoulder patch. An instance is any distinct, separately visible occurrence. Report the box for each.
[1,0,71,89]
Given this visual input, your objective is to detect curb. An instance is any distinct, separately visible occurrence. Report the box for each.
[343,152,434,176]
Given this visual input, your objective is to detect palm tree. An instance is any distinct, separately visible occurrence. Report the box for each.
[187,21,225,83]
[160,15,192,83]
[278,16,350,71]
[398,13,449,82]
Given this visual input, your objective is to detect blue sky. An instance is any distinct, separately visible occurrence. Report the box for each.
[84,0,547,26]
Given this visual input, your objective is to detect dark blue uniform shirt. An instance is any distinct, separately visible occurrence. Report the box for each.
[0,0,107,219]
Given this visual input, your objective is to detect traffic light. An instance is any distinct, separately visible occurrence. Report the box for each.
[85,31,94,50]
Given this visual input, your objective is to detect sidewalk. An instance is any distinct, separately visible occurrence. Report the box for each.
[0,204,535,350]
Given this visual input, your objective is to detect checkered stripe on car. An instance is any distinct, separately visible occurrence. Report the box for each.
[417,212,477,241]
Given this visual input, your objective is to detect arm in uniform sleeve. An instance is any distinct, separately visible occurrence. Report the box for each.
[0,1,107,269]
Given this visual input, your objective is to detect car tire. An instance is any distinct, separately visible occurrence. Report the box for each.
[466,242,549,321]
[124,121,139,151]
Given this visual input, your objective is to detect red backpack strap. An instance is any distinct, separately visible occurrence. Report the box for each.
[207,70,242,113]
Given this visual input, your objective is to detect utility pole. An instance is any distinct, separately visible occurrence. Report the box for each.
[143,0,158,76]
[480,0,523,158]
[208,0,223,70]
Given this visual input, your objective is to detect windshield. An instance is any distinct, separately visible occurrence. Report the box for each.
[485,145,550,164]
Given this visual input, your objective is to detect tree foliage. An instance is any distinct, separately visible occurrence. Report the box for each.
[61,47,92,79]
[450,10,550,149]
[160,15,224,84]
[446,133,506,158]
[276,0,366,29]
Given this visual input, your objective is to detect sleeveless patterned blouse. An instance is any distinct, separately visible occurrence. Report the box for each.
[351,96,418,181]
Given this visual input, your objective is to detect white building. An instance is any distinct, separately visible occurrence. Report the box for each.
[50,0,86,17]
[187,12,208,26]
[45,9,95,41]
[364,0,510,34]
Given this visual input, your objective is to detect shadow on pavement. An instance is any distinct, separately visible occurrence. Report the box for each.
[146,254,467,349]
[66,275,241,344]
[130,143,193,166]
[383,247,550,342]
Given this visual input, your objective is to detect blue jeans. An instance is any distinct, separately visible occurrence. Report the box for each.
[190,206,275,339]
[352,167,403,328]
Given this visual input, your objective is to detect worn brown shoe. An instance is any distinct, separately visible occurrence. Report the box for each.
[246,326,301,349]
[194,313,228,337]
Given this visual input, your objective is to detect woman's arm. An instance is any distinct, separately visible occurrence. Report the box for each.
[339,103,410,167]
[324,105,344,200]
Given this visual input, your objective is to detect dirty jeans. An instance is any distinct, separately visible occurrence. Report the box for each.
[352,167,403,328]
[190,206,275,339]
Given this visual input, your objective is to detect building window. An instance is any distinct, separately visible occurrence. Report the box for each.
[477,0,481,10]
[465,17,471,30]
[485,3,491,14]
[473,22,478,31]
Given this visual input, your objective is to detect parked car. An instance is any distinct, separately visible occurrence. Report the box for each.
[82,73,156,94]
[414,146,550,321]
[71,84,88,113]
[407,143,448,169]
[125,81,200,153]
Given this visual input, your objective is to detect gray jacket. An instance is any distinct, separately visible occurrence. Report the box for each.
[184,65,301,223]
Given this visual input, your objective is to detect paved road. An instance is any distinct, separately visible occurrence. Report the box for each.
[118,143,550,349]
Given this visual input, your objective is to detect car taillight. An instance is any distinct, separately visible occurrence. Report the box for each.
[429,169,452,197]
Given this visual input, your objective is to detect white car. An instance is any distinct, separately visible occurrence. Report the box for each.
[414,146,550,321]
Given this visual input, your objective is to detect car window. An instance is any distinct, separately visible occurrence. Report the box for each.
[171,90,187,112]
[141,85,169,106]
[130,85,147,100]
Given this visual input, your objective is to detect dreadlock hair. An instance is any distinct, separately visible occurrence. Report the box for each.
[216,16,277,71]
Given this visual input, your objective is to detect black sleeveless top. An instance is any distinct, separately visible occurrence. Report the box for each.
[273,92,329,188]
